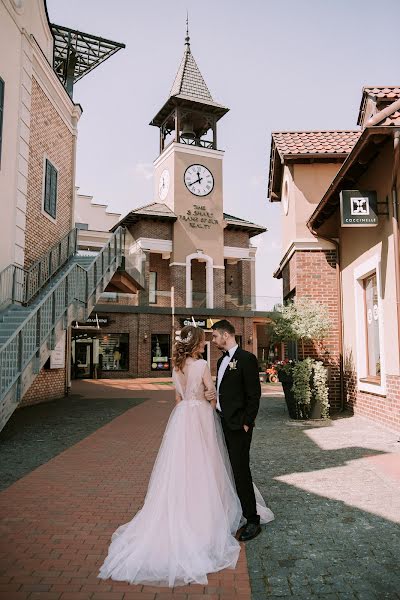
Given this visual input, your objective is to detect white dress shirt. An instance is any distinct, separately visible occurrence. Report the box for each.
[216,344,238,412]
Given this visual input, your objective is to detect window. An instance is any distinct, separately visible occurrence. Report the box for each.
[235,335,242,347]
[363,272,381,381]
[98,333,129,371]
[43,159,58,219]
[354,255,385,395]
[151,334,171,371]
[149,271,157,304]
[0,78,4,167]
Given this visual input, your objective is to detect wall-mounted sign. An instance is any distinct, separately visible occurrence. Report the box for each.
[340,190,378,227]
[178,204,219,230]
[50,331,66,369]
[180,318,207,328]
[74,314,110,328]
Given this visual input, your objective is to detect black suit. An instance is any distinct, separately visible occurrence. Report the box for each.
[217,346,261,525]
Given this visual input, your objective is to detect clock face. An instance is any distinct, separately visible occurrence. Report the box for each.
[184,164,214,197]
[158,169,170,201]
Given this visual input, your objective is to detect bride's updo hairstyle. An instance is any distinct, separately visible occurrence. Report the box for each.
[173,325,205,371]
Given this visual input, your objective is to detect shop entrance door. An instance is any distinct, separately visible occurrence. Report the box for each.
[74,340,94,379]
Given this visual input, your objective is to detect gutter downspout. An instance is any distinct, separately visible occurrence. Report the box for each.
[391,130,400,369]
[308,228,345,412]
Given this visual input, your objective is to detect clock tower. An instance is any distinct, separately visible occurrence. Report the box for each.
[150,23,229,308]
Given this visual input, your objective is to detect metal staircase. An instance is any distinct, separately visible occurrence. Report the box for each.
[0,226,125,431]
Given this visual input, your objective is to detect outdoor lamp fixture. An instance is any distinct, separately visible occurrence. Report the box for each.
[143,332,148,342]
[247,335,253,345]
[229,275,233,286]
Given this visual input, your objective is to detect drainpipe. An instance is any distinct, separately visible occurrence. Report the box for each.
[308,228,345,412]
[391,130,400,366]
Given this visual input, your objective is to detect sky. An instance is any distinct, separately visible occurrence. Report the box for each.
[47,0,400,310]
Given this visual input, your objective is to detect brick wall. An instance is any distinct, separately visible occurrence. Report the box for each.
[224,229,250,248]
[170,264,186,306]
[149,253,171,307]
[129,220,173,241]
[343,374,400,432]
[21,366,66,406]
[213,268,225,309]
[282,249,341,411]
[24,77,74,268]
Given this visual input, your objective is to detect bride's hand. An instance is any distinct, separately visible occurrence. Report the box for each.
[210,399,217,410]
[205,389,216,402]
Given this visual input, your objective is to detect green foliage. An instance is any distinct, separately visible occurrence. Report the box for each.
[271,298,331,355]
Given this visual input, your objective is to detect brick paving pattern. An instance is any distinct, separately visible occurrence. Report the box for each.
[0,380,251,600]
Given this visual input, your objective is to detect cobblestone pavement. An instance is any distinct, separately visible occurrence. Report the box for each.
[248,395,400,600]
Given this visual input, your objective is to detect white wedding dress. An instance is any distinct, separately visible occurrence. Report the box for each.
[98,358,274,587]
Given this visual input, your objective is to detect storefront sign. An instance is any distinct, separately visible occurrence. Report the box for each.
[340,190,378,227]
[50,331,66,369]
[179,204,219,230]
[86,315,109,325]
[180,317,207,328]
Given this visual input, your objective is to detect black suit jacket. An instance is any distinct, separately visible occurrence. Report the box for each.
[217,347,261,430]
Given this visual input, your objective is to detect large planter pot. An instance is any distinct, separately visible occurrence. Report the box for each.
[278,372,298,419]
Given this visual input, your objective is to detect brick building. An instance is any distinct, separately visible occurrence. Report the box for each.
[0,0,126,422]
[269,87,400,432]
[71,31,274,380]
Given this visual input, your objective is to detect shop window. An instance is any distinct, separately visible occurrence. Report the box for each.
[0,78,4,167]
[149,271,157,304]
[235,335,242,347]
[363,272,381,381]
[99,333,129,371]
[43,158,58,219]
[151,334,171,371]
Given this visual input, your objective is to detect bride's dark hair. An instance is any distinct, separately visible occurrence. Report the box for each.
[172,325,205,372]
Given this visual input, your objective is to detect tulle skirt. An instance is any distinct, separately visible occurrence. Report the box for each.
[98,399,273,587]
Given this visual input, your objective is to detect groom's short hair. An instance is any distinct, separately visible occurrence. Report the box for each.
[212,319,235,335]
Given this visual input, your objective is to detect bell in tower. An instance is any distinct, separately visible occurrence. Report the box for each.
[149,17,229,154]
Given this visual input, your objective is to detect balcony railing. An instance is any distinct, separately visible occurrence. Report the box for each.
[0,228,78,311]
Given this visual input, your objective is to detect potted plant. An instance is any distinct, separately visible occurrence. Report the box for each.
[271,299,331,420]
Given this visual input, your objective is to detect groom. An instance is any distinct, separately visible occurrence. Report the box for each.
[207,319,262,542]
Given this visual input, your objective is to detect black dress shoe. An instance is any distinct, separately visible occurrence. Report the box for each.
[238,522,261,542]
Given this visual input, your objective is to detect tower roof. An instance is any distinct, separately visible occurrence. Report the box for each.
[169,25,213,103]
[150,20,228,128]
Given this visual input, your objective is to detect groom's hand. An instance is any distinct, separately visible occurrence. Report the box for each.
[205,389,216,401]
[243,425,250,432]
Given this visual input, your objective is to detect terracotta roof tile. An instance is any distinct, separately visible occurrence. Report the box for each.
[374,110,400,126]
[271,131,360,158]
[363,86,400,99]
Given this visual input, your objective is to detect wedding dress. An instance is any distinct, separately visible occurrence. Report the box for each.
[98,358,274,587]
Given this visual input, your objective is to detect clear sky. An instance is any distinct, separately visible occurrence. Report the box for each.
[47,0,400,310]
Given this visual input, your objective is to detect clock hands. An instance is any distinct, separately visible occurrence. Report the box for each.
[189,177,203,186]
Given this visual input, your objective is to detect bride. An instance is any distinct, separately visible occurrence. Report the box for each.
[98,325,274,587]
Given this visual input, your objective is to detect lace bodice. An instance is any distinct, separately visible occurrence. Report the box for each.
[172,359,215,404]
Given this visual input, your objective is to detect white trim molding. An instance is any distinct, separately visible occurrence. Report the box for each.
[153,142,224,169]
[130,237,172,254]
[273,237,337,278]
[353,252,386,396]
[224,245,257,260]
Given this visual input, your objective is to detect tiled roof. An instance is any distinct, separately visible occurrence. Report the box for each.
[272,131,361,158]
[170,44,213,103]
[363,87,400,100]
[224,212,266,235]
[130,202,177,218]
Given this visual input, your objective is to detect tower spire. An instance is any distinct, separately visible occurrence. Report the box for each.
[185,11,190,51]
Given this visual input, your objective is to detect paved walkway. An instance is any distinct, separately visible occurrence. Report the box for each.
[0,379,399,599]
[0,380,251,600]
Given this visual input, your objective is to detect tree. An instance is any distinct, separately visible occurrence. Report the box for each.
[271,298,331,359]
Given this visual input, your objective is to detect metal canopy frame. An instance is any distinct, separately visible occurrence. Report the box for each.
[50,23,125,97]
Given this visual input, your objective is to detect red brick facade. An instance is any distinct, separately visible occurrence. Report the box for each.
[21,365,66,406]
[283,249,342,411]
[344,374,400,432]
[24,77,74,269]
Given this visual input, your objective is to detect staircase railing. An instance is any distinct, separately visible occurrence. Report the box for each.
[0,228,78,311]
[0,227,124,422]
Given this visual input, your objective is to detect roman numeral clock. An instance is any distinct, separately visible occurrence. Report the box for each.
[184,164,214,197]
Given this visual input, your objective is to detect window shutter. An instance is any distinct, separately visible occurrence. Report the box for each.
[44,159,57,219]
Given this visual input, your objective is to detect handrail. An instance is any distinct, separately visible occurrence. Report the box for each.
[0,227,124,407]
[0,228,78,311]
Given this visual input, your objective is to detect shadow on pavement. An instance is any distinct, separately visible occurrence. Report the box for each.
[247,396,400,599]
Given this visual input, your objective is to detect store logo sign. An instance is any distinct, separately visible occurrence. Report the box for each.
[340,190,378,227]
